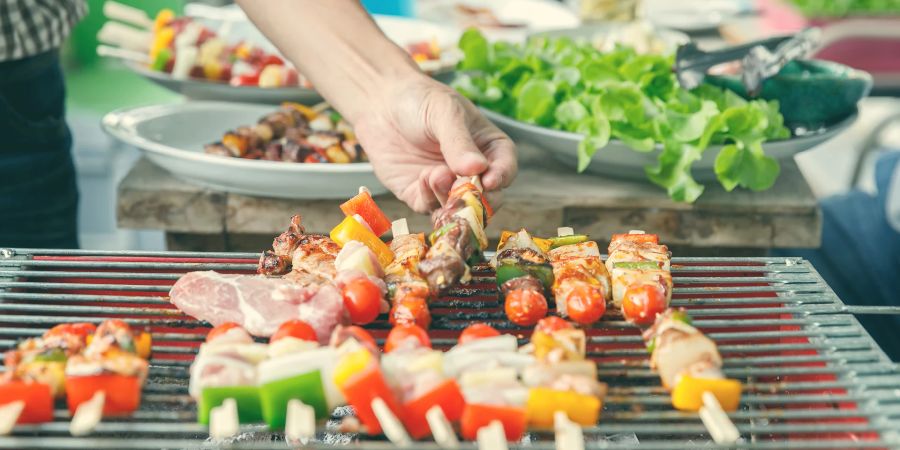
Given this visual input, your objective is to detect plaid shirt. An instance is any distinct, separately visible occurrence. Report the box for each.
[0,0,87,61]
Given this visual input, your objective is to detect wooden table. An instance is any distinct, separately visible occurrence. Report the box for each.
[116,143,821,254]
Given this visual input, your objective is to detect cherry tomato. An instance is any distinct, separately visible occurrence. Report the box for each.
[270,319,317,343]
[206,322,243,343]
[342,278,382,325]
[622,284,668,325]
[565,284,607,325]
[458,323,500,345]
[504,289,548,327]
[384,324,431,353]
[389,297,431,329]
[535,316,573,335]
[260,54,284,66]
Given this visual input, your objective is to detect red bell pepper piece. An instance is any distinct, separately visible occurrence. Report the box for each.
[230,73,260,86]
[401,379,466,439]
[334,352,403,435]
[65,374,141,416]
[0,381,53,424]
[340,188,392,237]
[460,403,527,441]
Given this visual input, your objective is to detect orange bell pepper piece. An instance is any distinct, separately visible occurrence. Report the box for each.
[0,381,53,424]
[671,375,742,412]
[330,215,394,267]
[340,188,391,237]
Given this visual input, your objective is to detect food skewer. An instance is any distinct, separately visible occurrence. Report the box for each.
[554,411,585,450]
[0,401,24,436]
[642,309,742,444]
[547,227,610,325]
[385,218,433,329]
[426,405,460,449]
[492,229,551,326]
[208,398,239,440]
[283,399,316,443]
[607,230,673,325]
[419,176,492,292]
[476,420,508,450]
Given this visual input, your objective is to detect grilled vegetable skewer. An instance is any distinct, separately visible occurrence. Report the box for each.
[642,309,742,412]
[607,230,673,325]
[547,228,610,325]
[419,176,492,292]
[493,229,551,326]
[385,218,433,328]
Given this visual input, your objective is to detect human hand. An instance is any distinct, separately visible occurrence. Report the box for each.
[352,74,517,213]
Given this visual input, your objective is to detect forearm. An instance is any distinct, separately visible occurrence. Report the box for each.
[236,0,421,123]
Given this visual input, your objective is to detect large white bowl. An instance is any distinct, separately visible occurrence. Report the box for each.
[102,102,387,199]
[482,108,858,181]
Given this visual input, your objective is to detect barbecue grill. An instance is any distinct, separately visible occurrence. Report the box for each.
[1,248,899,449]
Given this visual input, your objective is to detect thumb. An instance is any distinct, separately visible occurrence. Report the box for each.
[431,103,489,176]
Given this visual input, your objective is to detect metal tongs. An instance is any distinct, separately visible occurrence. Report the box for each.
[675,28,822,96]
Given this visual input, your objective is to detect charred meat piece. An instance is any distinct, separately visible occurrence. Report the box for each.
[500,275,543,295]
[258,250,290,276]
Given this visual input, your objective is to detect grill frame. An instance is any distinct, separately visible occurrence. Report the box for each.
[0,248,898,449]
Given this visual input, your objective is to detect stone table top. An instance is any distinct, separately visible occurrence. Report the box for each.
[117,144,821,249]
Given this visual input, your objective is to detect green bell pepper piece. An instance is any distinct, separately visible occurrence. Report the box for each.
[548,234,589,249]
[496,260,554,290]
[613,261,660,270]
[33,348,66,363]
[259,370,328,429]
[198,386,263,425]
[151,48,172,72]
[429,222,456,245]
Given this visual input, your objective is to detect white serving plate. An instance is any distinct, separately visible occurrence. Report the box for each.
[482,108,858,181]
[127,10,460,102]
[102,102,387,199]
[417,0,581,43]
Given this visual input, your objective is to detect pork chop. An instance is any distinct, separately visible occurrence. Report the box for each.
[169,271,345,343]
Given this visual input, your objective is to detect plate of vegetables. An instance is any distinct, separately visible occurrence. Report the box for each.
[102,101,386,199]
[452,29,858,202]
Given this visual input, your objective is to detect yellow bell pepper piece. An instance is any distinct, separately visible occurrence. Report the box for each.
[149,26,175,61]
[333,348,373,388]
[526,387,600,428]
[671,376,742,412]
[497,230,515,251]
[135,332,153,360]
[282,102,318,121]
[331,216,395,268]
[532,237,552,254]
[153,9,175,34]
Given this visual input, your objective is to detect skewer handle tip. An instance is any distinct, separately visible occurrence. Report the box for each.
[285,399,316,443]
[391,218,410,237]
[554,411,584,450]
[209,398,239,440]
[0,401,25,436]
[476,420,508,450]
[557,227,574,237]
[371,397,411,446]
[426,405,459,449]
[70,391,105,437]
[700,391,740,444]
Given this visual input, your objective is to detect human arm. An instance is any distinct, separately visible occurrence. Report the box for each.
[235,0,517,212]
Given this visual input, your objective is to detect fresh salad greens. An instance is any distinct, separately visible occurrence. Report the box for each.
[790,0,900,17]
[452,29,791,202]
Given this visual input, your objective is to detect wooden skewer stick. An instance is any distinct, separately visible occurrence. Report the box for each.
[70,391,105,436]
[699,391,740,444]
[209,398,239,440]
[0,401,24,436]
[103,1,153,29]
[392,218,410,237]
[97,22,151,52]
[557,227,574,237]
[476,420,508,450]
[371,397,411,446]
[425,405,459,449]
[554,411,584,450]
[284,399,316,444]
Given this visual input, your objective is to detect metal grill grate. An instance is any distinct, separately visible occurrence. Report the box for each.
[1,248,899,449]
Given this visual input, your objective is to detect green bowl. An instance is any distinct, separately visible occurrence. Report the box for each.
[705,59,872,128]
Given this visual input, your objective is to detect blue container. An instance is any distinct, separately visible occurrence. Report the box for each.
[361,0,414,17]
